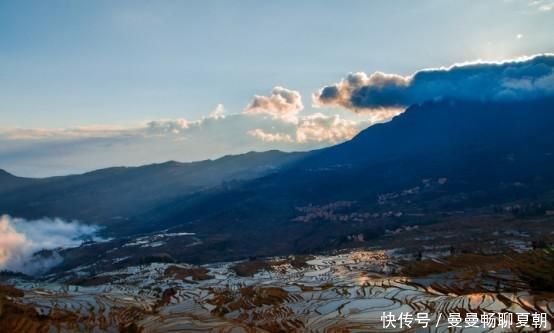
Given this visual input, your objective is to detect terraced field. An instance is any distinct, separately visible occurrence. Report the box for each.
[2,248,553,332]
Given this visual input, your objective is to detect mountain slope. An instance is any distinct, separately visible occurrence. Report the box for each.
[129,97,554,261]
[0,169,34,194]
[3,98,554,268]
[0,150,306,225]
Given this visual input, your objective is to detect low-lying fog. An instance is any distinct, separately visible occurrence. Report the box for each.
[0,214,104,275]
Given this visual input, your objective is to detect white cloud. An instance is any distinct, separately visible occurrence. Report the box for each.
[528,0,554,11]
[295,113,367,144]
[241,86,374,144]
[0,215,104,275]
[0,81,379,177]
[0,125,130,141]
[247,113,373,144]
[0,109,374,177]
[247,129,294,143]
[210,104,225,119]
[146,118,192,135]
[244,86,304,122]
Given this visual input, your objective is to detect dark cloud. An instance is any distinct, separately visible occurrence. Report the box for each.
[313,54,554,112]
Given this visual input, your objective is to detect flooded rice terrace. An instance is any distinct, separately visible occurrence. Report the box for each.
[4,248,553,332]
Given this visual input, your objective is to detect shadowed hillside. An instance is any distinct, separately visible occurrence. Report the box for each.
[0,150,306,228]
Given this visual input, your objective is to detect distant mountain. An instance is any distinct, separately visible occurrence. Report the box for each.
[305,97,554,169]
[128,97,554,262]
[3,98,554,267]
[0,150,306,226]
[0,169,34,194]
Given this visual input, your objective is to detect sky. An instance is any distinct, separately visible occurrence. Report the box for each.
[1,0,553,176]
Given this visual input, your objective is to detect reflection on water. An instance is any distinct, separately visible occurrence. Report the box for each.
[5,249,554,332]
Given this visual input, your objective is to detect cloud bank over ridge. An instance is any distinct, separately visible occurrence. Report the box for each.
[313,54,554,113]
[1,54,553,177]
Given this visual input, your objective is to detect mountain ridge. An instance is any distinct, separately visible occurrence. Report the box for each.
[0,149,307,224]
[116,97,554,262]
[3,97,554,268]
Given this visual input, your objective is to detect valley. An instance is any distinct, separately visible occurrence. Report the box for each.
[2,211,554,332]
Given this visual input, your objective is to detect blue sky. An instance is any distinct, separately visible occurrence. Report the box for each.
[0,0,553,176]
